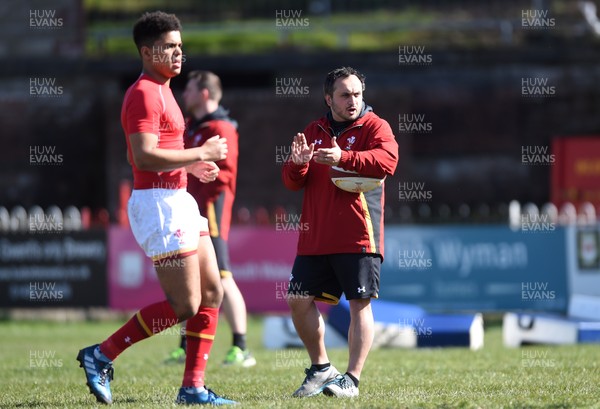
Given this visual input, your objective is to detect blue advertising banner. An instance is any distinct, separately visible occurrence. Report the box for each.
[566,224,600,298]
[380,225,568,312]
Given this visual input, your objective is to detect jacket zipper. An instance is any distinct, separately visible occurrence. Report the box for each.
[317,123,363,138]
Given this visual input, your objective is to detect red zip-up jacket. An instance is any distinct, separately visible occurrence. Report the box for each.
[282,107,398,259]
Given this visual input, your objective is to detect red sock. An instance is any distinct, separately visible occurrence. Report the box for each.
[100,300,179,361]
[182,306,219,388]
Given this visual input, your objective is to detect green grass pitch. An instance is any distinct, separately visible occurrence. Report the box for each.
[1,315,598,408]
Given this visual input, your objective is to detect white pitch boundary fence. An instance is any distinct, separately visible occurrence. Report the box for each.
[0,205,83,233]
[509,200,597,231]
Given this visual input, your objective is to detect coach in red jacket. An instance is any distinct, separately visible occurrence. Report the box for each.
[282,67,398,399]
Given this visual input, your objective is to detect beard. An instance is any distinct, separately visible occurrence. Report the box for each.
[331,100,362,122]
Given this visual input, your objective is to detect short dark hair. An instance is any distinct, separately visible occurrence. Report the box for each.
[323,67,366,96]
[133,11,182,53]
[188,70,223,102]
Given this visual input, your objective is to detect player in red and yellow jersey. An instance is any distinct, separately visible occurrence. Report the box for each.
[76,11,237,406]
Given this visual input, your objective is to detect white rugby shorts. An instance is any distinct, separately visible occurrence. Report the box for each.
[128,188,208,262]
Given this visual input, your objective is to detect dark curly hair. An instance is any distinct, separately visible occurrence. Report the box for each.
[323,67,365,96]
[133,11,181,53]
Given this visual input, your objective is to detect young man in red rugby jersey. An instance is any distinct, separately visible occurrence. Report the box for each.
[76,11,237,406]
[282,67,398,398]
[165,70,255,368]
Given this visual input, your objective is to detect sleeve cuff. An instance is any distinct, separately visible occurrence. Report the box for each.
[337,150,350,169]
[288,161,309,171]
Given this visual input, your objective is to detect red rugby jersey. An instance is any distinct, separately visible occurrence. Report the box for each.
[122,73,187,190]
